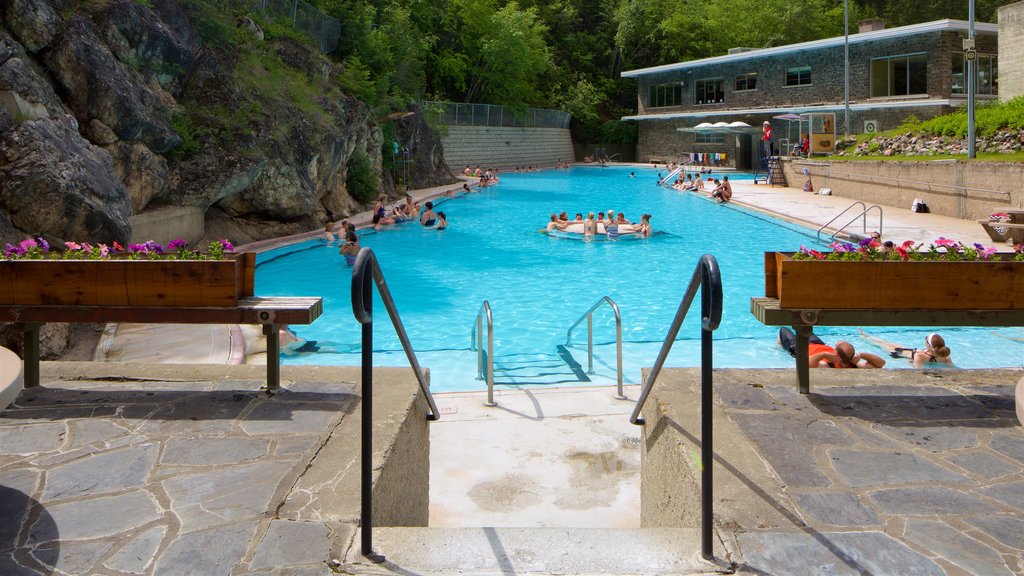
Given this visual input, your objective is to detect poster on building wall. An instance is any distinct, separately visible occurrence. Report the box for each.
[810,113,836,154]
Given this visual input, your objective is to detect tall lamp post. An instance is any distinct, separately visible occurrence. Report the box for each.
[967,0,976,158]
[844,0,850,141]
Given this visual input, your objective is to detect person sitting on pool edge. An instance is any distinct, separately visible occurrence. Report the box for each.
[711,176,733,203]
[858,329,955,368]
[777,327,886,369]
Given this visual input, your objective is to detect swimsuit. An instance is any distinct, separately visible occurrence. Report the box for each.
[423,219,436,227]
[344,254,356,266]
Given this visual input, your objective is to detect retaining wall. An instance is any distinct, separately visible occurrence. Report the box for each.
[1000,1,1024,100]
[781,159,1024,220]
[440,126,575,171]
[129,206,205,245]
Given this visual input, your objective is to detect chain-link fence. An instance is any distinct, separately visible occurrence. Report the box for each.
[250,0,341,53]
[424,101,571,129]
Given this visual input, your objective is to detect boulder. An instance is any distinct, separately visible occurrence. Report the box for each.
[217,162,321,221]
[1,0,62,53]
[96,0,201,88]
[43,17,180,153]
[106,140,169,212]
[0,116,131,243]
[0,50,68,119]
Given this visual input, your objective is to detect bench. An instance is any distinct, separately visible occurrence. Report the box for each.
[751,297,1024,393]
[977,220,1024,244]
[1,296,322,393]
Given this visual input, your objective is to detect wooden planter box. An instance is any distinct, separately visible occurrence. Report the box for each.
[0,252,255,307]
[765,251,1024,310]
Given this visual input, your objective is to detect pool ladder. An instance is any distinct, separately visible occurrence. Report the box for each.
[470,296,625,406]
[817,201,883,243]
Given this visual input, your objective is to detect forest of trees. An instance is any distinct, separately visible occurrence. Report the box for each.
[311,0,1015,144]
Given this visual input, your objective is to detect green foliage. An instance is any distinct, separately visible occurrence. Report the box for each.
[346,148,379,203]
[169,112,211,159]
[259,16,316,44]
[893,97,1024,139]
[337,56,377,104]
[599,119,637,145]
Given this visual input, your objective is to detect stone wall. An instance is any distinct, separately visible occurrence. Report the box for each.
[129,206,205,244]
[781,159,1024,220]
[1000,1,1024,100]
[440,126,575,171]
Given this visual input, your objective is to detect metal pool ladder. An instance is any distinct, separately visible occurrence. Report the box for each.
[565,296,624,399]
[817,201,883,242]
[469,300,495,406]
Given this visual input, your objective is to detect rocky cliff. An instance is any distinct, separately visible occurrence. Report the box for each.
[0,0,453,247]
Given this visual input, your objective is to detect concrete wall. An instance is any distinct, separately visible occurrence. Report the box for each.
[781,159,1024,220]
[129,206,205,245]
[1000,1,1024,100]
[373,381,431,526]
[440,126,575,171]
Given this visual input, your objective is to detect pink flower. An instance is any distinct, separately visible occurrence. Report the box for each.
[935,237,955,247]
[19,238,38,251]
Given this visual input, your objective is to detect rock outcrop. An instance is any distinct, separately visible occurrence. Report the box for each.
[844,129,1024,157]
[0,0,453,248]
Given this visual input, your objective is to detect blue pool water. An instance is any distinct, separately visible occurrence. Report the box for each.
[257,166,1024,390]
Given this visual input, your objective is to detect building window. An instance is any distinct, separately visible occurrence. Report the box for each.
[735,72,757,91]
[952,53,998,96]
[647,82,684,108]
[785,66,811,87]
[695,78,724,104]
[870,53,927,97]
[695,131,724,144]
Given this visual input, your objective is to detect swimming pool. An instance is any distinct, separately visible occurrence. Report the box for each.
[256,166,1024,391]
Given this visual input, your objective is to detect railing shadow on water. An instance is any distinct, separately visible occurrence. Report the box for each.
[351,248,439,561]
[630,254,723,561]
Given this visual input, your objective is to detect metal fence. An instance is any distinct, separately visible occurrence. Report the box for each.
[250,0,341,53]
[424,101,571,129]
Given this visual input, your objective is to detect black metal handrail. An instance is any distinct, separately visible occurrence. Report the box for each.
[630,254,722,561]
[351,247,439,560]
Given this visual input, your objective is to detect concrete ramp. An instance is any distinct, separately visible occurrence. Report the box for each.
[348,527,724,575]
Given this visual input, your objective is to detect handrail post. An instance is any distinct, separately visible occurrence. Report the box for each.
[476,314,483,379]
[630,254,722,562]
[587,313,594,374]
[615,310,624,399]
[360,288,374,559]
[485,314,495,406]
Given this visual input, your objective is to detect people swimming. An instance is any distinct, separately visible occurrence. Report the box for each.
[340,230,360,265]
[420,201,437,227]
[436,212,448,230]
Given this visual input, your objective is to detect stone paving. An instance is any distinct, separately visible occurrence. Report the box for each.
[0,363,367,576]
[713,375,1024,575]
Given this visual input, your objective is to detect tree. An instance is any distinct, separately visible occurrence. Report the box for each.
[465,3,553,107]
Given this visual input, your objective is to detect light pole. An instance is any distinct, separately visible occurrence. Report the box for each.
[967,0,976,158]
[844,0,850,141]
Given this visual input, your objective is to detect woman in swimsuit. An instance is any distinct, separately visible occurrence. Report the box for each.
[858,329,955,368]
[436,212,448,230]
[420,202,437,227]
[340,231,360,265]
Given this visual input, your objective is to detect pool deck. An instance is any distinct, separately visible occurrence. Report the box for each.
[2,166,1022,574]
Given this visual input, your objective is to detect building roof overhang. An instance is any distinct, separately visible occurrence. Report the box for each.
[621,99,966,122]
[621,19,998,79]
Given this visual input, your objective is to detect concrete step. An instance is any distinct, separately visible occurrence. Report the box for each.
[345,527,728,575]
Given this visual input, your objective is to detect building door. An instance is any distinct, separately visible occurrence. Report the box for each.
[736,134,753,170]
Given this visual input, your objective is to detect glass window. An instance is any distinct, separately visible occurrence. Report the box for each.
[785,66,811,86]
[870,53,927,97]
[953,53,999,96]
[695,78,724,104]
[695,131,724,144]
[735,72,757,91]
[647,82,685,108]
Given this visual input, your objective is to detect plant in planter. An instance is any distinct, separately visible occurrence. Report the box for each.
[766,238,1024,310]
[1,238,254,307]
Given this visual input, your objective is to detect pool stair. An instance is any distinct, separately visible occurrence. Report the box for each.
[344,526,726,575]
[487,347,602,386]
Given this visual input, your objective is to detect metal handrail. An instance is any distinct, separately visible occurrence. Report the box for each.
[815,201,883,243]
[629,254,723,562]
[565,296,624,399]
[351,247,439,561]
[469,300,496,407]
[832,205,883,242]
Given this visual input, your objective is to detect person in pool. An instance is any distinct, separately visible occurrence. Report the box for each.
[636,214,652,237]
[436,212,448,230]
[546,214,569,232]
[340,230,360,265]
[420,201,437,226]
[858,329,955,368]
[583,212,597,237]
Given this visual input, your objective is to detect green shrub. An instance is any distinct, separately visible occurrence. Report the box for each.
[346,148,379,203]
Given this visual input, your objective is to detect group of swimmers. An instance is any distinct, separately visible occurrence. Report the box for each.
[321,219,361,266]
[664,173,733,203]
[370,193,449,230]
[546,210,652,238]
[462,166,501,186]
[778,328,955,370]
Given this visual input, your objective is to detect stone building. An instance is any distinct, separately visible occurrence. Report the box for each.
[621,19,999,169]
[999,1,1024,100]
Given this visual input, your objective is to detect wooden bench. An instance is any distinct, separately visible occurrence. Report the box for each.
[977,220,1024,244]
[1,296,322,393]
[751,297,1024,393]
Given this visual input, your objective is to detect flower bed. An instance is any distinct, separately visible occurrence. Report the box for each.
[1,238,253,308]
[766,238,1024,310]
